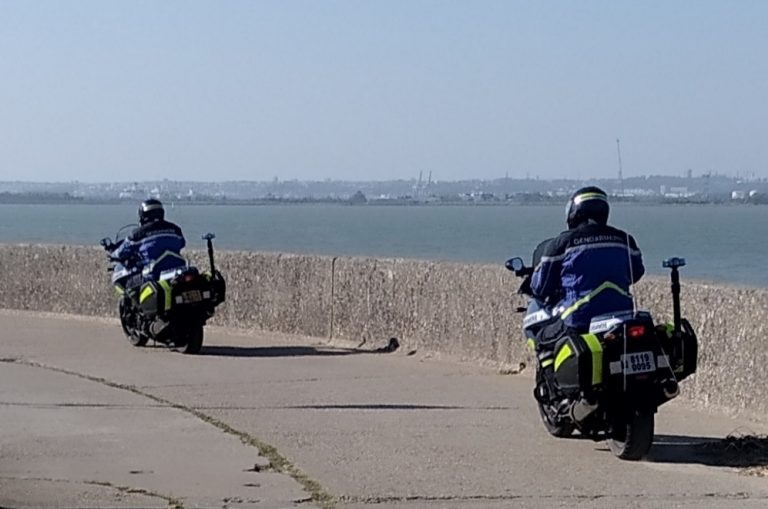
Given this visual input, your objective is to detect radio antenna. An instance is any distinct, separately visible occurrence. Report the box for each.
[616,138,625,197]
[626,232,637,315]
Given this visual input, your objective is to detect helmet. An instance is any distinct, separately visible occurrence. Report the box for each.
[138,199,165,224]
[565,186,609,229]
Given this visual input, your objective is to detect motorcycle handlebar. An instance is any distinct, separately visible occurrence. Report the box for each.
[517,266,534,277]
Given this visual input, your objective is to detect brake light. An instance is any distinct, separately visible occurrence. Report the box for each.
[627,325,646,338]
[183,274,197,283]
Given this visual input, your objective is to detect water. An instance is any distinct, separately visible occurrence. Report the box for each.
[0,203,765,287]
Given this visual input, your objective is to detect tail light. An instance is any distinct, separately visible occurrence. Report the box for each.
[627,325,646,338]
[183,273,198,283]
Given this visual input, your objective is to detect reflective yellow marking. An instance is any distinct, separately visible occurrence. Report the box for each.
[541,358,554,368]
[560,282,631,319]
[146,251,187,272]
[158,280,173,311]
[573,192,607,204]
[554,343,573,371]
[582,333,603,385]
[526,339,535,352]
[139,286,154,304]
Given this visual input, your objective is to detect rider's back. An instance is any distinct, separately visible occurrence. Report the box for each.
[531,187,645,332]
[532,221,644,330]
[127,219,186,275]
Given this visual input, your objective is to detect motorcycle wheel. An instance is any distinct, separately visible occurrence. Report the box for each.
[173,326,204,355]
[537,400,575,438]
[119,299,147,347]
[535,368,574,438]
[609,411,654,460]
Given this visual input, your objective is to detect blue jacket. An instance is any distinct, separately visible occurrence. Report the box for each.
[114,219,186,280]
[531,221,644,329]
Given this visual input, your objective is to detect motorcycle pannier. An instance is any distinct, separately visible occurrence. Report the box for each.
[553,332,603,392]
[138,281,169,318]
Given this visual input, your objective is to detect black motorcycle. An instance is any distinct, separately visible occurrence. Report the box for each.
[100,226,226,354]
[505,256,698,460]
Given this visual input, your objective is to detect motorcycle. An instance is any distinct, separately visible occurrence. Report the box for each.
[100,225,226,354]
[505,256,698,460]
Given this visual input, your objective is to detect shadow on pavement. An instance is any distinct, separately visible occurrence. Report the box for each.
[646,433,768,469]
[200,337,401,358]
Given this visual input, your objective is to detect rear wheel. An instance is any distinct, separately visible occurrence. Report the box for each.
[119,299,147,347]
[173,326,204,354]
[609,411,654,460]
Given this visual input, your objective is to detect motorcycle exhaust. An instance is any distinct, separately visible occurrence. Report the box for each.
[150,319,169,337]
[570,397,599,423]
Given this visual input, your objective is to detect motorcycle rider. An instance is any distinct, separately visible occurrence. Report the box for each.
[113,199,186,296]
[530,187,645,357]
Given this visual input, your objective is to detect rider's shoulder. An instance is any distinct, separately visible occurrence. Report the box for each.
[127,225,144,242]
[541,231,571,254]
[158,220,184,238]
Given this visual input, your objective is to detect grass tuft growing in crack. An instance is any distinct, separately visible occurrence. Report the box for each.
[3,359,336,509]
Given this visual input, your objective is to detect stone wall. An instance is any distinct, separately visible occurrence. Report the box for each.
[1,244,766,419]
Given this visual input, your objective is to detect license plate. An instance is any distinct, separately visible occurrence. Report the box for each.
[181,290,202,303]
[620,351,656,374]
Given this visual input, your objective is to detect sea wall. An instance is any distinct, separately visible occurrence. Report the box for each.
[1,244,767,419]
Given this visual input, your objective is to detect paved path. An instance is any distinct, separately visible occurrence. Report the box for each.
[1,309,767,508]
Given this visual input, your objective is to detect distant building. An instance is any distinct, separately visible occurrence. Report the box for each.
[664,186,694,198]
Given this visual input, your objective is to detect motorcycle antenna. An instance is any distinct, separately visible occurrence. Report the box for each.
[621,233,636,393]
[625,231,637,315]
[202,233,216,274]
[663,257,686,334]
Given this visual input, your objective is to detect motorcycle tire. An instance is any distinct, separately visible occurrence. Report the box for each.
[609,411,654,460]
[119,299,147,347]
[173,326,204,355]
[537,400,575,438]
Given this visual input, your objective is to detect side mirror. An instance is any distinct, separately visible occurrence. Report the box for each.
[202,233,216,241]
[505,257,525,273]
[99,238,112,248]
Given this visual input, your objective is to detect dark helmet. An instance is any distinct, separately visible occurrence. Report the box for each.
[138,198,165,224]
[565,186,609,229]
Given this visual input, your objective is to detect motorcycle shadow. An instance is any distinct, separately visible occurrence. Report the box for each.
[198,337,401,358]
[644,434,768,469]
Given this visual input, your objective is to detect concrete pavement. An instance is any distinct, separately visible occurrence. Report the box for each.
[1,309,767,508]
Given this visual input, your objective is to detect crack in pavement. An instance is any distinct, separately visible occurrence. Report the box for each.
[1,358,337,509]
[0,475,182,508]
[336,491,768,505]
[0,401,168,409]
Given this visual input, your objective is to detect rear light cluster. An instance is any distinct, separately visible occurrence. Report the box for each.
[603,325,646,341]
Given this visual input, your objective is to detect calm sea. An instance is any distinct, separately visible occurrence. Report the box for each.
[0,203,765,287]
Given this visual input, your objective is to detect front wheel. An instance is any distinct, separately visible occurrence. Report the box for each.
[173,326,204,354]
[609,411,654,460]
[534,368,574,438]
[538,400,575,438]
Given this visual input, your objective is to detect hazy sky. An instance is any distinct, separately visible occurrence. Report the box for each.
[1,1,766,182]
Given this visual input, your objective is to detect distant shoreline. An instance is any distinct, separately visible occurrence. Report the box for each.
[0,197,765,207]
